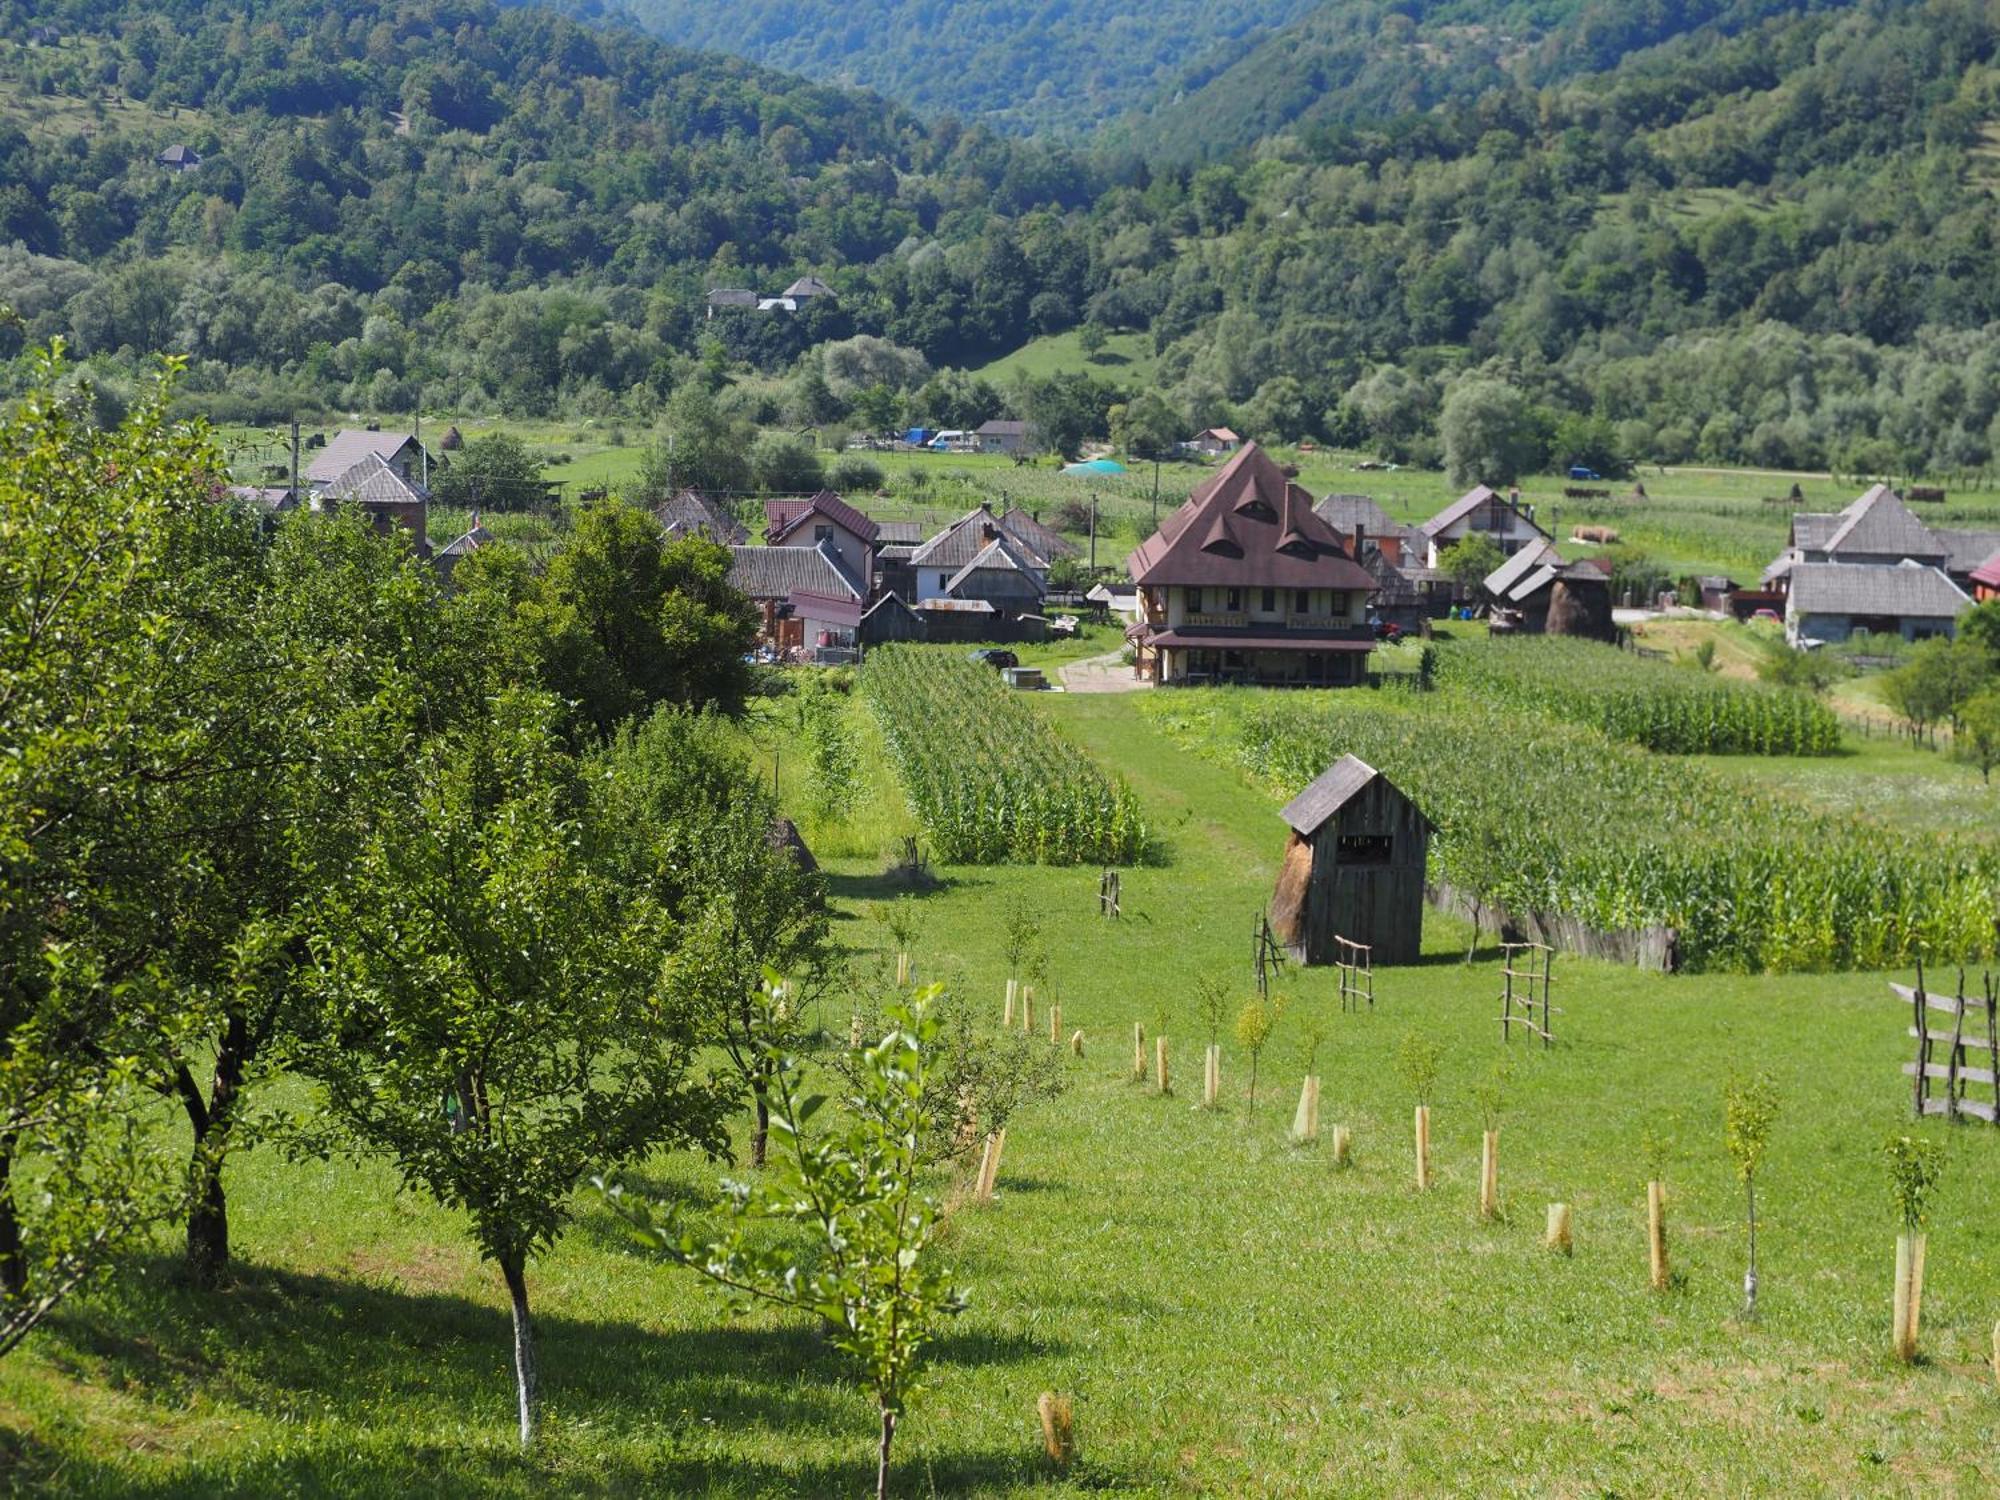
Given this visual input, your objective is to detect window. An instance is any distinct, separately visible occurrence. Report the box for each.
[1186,587,1201,612]
[1226,588,1243,612]
[1295,589,1310,614]
[1329,592,1347,616]
[814,524,833,542]
[1337,833,1393,864]
[1260,588,1276,613]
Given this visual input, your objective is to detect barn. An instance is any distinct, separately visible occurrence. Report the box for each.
[1269,755,1433,966]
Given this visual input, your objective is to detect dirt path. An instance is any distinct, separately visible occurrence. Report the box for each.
[1059,650,1150,693]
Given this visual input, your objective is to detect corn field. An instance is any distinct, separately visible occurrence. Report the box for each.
[1434,637,1840,756]
[1143,691,1997,973]
[864,646,1148,865]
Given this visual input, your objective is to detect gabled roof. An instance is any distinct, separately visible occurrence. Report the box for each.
[1312,493,1399,539]
[1481,538,1561,599]
[784,276,835,299]
[1935,527,2000,574]
[875,520,925,546]
[656,488,747,545]
[945,534,1050,597]
[307,429,425,486]
[1278,755,1429,837]
[1788,562,1971,619]
[1973,548,2000,590]
[436,525,492,560]
[910,507,1031,571]
[764,490,881,547]
[999,507,1077,562]
[1127,443,1377,592]
[976,419,1028,437]
[157,143,200,165]
[1419,485,1501,538]
[323,452,425,507]
[1820,485,1945,560]
[1788,513,1840,551]
[727,540,865,602]
[1196,427,1240,443]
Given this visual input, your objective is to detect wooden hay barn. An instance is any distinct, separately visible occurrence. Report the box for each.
[1269,755,1432,966]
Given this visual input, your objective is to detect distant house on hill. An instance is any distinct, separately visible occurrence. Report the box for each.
[706,288,758,317]
[1785,562,1971,645]
[319,452,430,557]
[1418,485,1549,568]
[975,418,1029,455]
[783,275,835,301]
[1125,442,1379,687]
[306,429,433,493]
[655,487,747,545]
[1186,427,1241,456]
[156,143,201,172]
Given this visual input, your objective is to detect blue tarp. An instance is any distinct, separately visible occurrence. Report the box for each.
[1062,458,1127,474]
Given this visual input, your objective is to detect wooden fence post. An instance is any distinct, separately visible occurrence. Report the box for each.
[975,1129,1007,1201]
[1049,1004,1062,1044]
[1414,1104,1431,1191]
[1004,978,1017,1028]
[1131,1023,1146,1083]
[1069,1029,1084,1056]
[1479,1129,1499,1220]
[1021,986,1034,1034]
[1647,1180,1668,1291]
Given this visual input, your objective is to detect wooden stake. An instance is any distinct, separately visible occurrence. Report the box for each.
[1050,1003,1061,1044]
[1203,1043,1220,1109]
[1478,1128,1499,1220]
[1069,1028,1084,1056]
[1893,1232,1927,1363]
[1331,1125,1352,1167]
[1647,1180,1668,1291]
[1132,1022,1146,1082]
[1293,1076,1320,1142]
[895,951,909,987]
[1021,986,1034,1034]
[1004,978,1017,1027]
[975,1128,1007,1201]
[849,1013,863,1049]
[1414,1104,1431,1191]
[1545,1202,1572,1256]
[1155,1035,1170,1095]
[1036,1391,1076,1470]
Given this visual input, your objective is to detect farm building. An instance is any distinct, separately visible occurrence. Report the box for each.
[975,419,1029,455]
[318,452,430,556]
[1186,427,1241,455]
[859,593,927,645]
[1000,507,1078,562]
[1269,755,1432,967]
[727,542,866,659]
[1419,485,1550,568]
[1785,562,1970,645]
[156,143,201,172]
[1763,484,2000,593]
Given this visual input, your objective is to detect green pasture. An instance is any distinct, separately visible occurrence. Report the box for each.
[5,684,1999,1495]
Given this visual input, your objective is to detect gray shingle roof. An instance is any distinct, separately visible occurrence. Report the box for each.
[1482,538,1561,599]
[1935,527,2000,574]
[945,535,1050,597]
[1277,755,1420,837]
[1312,493,1399,538]
[1419,485,1500,538]
[655,488,747,545]
[308,430,425,487]
[875,520,925,545]
[910,507,1013,570]
[1821,485,1945,559]
[1789,513,1840,551]
[727,542,864,601]
[1787,562,1970,619]
[323,452,425,507]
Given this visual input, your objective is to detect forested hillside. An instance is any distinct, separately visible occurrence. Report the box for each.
[7,0,2000,476]
[572,0,1322,136]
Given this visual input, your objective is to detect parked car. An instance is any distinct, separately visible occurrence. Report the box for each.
[1567,465,1602,481]
[967,648,1019,669]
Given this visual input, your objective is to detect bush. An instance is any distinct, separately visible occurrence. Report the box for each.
[750,431,826,494]
[828,455,885,493]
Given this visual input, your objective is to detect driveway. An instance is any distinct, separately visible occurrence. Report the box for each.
[1059,651,1151,693]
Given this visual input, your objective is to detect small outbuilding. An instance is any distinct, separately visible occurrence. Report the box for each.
[1269,755,1432,967]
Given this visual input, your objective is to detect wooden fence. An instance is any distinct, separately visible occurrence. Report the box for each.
[1899,964,1999,1124]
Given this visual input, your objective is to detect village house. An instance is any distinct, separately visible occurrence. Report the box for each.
[1785,562,1971,645]
[783,275,836,302]
[1126,443,1379,687]
[1185,427,1241,456]
[1418,485,1550,568]
[1483,545,1615,640]
[705,287,758,317]
[432,522,492,589]
[763,490,882,587]
[975,419,1029,456]
[306,429,434,494]
[318,452,430,557]
[655,487,748,545]
[727,542,866,659]
[998,507,1078,563]
[907,506,1050,608]
[156,143,201,172]
[1763,483,2000,592]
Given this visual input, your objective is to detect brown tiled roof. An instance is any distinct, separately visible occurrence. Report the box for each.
[764,490,881,546]
[1127,443,1377,592]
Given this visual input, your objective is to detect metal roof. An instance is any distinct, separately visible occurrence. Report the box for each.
[764,490,881,546]
[1419,485,1500,538]
[322,452,425,507]
[1787,562,1970,619]
[307,429,425,486]
[1482,539,1561,599]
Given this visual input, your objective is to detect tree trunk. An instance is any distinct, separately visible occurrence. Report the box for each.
[183,1015,248,1286]
[0,1131,23,1300]
[1743,1177,1760,1318]
[750,1074,771,1170]
[876,1403,897,1500]
[500,1255,539,1448]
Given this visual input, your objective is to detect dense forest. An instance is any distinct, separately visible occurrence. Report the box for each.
[6,0,2000,474]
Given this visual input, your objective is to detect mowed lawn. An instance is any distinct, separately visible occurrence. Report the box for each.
[7,691,2000,1496]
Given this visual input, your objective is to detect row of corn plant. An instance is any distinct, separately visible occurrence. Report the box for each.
[863,646,1148,865]
[1141,691,1996,973]
[1433,637,1841,756]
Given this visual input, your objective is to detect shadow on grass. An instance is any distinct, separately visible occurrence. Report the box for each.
[822,870,958,904]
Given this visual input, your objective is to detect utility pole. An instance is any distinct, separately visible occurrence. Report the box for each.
[289,415,300,502]
[1089,491,1097,574]
[1151,456,1161,531]
[415,387,428,492]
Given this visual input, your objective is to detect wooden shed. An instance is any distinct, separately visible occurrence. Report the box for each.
[1269,755,1432,966]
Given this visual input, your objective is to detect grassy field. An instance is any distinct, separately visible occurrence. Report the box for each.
[970,329,1160,391]
[5,680,2000,1496]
